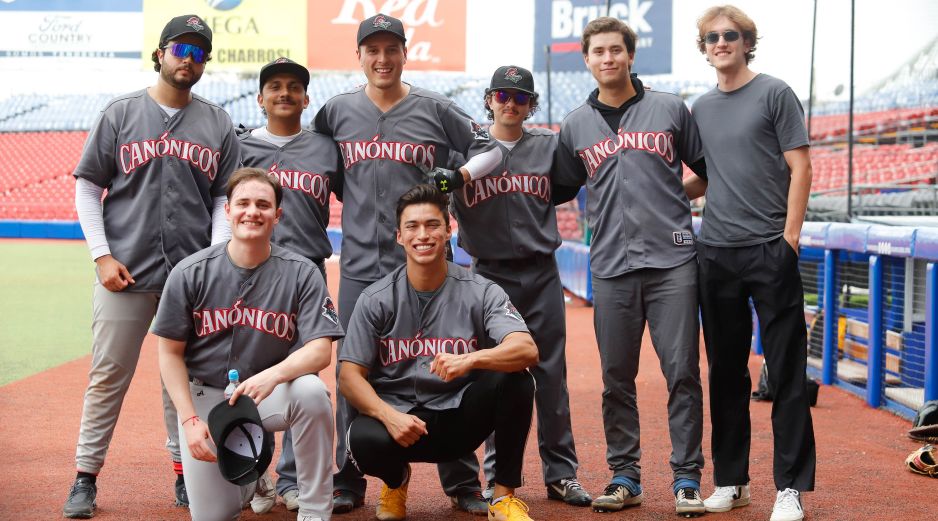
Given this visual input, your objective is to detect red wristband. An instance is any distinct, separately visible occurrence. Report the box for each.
[183,415,200,427]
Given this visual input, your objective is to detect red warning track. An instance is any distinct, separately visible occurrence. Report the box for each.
[0,262,930,520]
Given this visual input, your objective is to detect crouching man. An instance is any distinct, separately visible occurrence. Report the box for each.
[155,168,344,521]
[338,184,540,521]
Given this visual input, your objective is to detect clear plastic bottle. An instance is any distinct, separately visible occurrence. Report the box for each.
[224,369,240,400]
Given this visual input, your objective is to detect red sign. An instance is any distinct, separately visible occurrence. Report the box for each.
[307,0,466,71]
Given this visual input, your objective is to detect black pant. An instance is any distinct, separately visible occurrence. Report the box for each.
[697,238,816,492]
[348,370,535,489]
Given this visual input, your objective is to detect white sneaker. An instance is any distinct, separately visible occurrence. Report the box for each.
[281,488,300,511]
[298,516,323,521]
[703,484,751,512]
[250,473,276,514]
[770,489,804,521]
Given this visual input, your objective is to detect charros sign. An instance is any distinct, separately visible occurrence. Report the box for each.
[533,0,672,75]
[307,0,466,71]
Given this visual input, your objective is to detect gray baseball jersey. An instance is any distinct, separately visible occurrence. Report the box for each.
[554,89,704,279]
[314,85,494,281]
[692,74,810,247]
[238,130,339,261]
[338,262,528,412]
[451,127,561,259]
[73,89,239,291]
[152,243,345,388]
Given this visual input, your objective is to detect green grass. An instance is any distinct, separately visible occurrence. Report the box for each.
[0,240,95,386]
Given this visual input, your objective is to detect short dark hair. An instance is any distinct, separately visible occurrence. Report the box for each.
[226,167,283,208]
[581,17,637,56]
[483,91,540,122]
[395,184,450,229]
[151,45,213,72]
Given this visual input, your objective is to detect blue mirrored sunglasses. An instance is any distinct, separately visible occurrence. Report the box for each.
[165,43,207,63]
[493,90,531,105]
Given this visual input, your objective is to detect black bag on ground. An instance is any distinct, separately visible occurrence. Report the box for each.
[751,359,819,407]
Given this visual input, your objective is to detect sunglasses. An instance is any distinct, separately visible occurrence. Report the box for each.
[704,30,741,44]
[493,90,531,105]
[164,43,207,63]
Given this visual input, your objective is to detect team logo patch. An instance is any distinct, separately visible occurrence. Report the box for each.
[673,231,694,245]
[373,15,392,29]
[321,297,339,325]
[503,299,523,322]
[186,16,205,32]
[275,57,289,64]
[504,67,522,84]
[470,120,489,141]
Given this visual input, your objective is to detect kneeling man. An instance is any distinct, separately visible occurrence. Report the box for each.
[156,167,344,521]
[338,184,539,521]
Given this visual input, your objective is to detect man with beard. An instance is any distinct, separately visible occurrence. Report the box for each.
[64,14,239,518]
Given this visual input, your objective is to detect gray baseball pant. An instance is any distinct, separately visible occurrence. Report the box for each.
[591,259,704,484]
[335,275,480,497]
[181,375,334,521]
[439,255,579,487]
[75,283,180,474]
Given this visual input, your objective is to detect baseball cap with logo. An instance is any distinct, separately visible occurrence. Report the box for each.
[259,57,310,91]
[207,395,273,486]
[357,13,407,46]
[487,65,536,95]
[160,14,213,52]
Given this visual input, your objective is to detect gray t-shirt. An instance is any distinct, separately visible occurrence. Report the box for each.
[692,74,809,246]
[339,262,529,412]
[152,243,345,388]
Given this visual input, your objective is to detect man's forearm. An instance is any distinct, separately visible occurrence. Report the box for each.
[272,337,334,384]
[158,337,196,421]
[467,332,538,373]
[783,148,813,245]
[338,363,397,423]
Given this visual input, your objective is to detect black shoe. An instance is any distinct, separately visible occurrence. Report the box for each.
[63,477,97,518]
[175,475,189,508]
[547,478,593,507]
[449,490,488,516]
[333,489,364,514]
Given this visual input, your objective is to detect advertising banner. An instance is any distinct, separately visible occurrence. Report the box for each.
[0,0,143,59]
[307,0,466,71]
[533,0,672,75]
[142,0,308,72]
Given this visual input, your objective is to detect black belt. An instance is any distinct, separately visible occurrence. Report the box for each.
[475,253,554,270]
[189,377,221,389]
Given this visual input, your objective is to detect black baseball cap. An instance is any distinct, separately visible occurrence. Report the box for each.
[160,14,213,52]
[259,57,310,91]
[207,395,273,486]
[487,66,536,95]
[357,13,407,46]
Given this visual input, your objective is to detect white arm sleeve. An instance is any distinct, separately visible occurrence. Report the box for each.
[211,196,230,244]
[74,178,110,261]
[462,147,503,180]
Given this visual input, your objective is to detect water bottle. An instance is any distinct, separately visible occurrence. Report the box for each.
[224,369,240,400]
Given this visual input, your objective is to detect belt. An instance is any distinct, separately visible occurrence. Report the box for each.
[189,376,221,389]
[475,253,554,270]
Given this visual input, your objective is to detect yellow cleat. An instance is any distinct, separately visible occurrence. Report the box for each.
[376,464,410,521]
[488,494,534,521]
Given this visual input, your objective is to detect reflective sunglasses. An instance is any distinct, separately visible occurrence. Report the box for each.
[493,90,531,105]
[164,43,207,63]
[704,30,741,44]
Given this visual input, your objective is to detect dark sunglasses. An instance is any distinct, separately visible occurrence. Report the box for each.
[704,30,741,44]
[165,43,207,63]
[493,90,531,105]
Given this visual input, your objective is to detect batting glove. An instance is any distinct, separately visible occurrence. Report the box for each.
[428,167,464,193]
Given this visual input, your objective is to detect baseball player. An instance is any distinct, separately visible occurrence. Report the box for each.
[155,168,344,521]
[237,57,341,513]
[338,184,539,521]
[685,7,815,521]
[313,13,502,514]
[65,14,238,518]
[552,17,709,516]
[446,65,590,507]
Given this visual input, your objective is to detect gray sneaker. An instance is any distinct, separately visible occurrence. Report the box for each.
[591,482,643,513]
[281,488,300,511]
[449,490,488,516]
[250,473,276,514]
[547,478,592,507]
[675,487,706,517]
[63,478,97,519]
